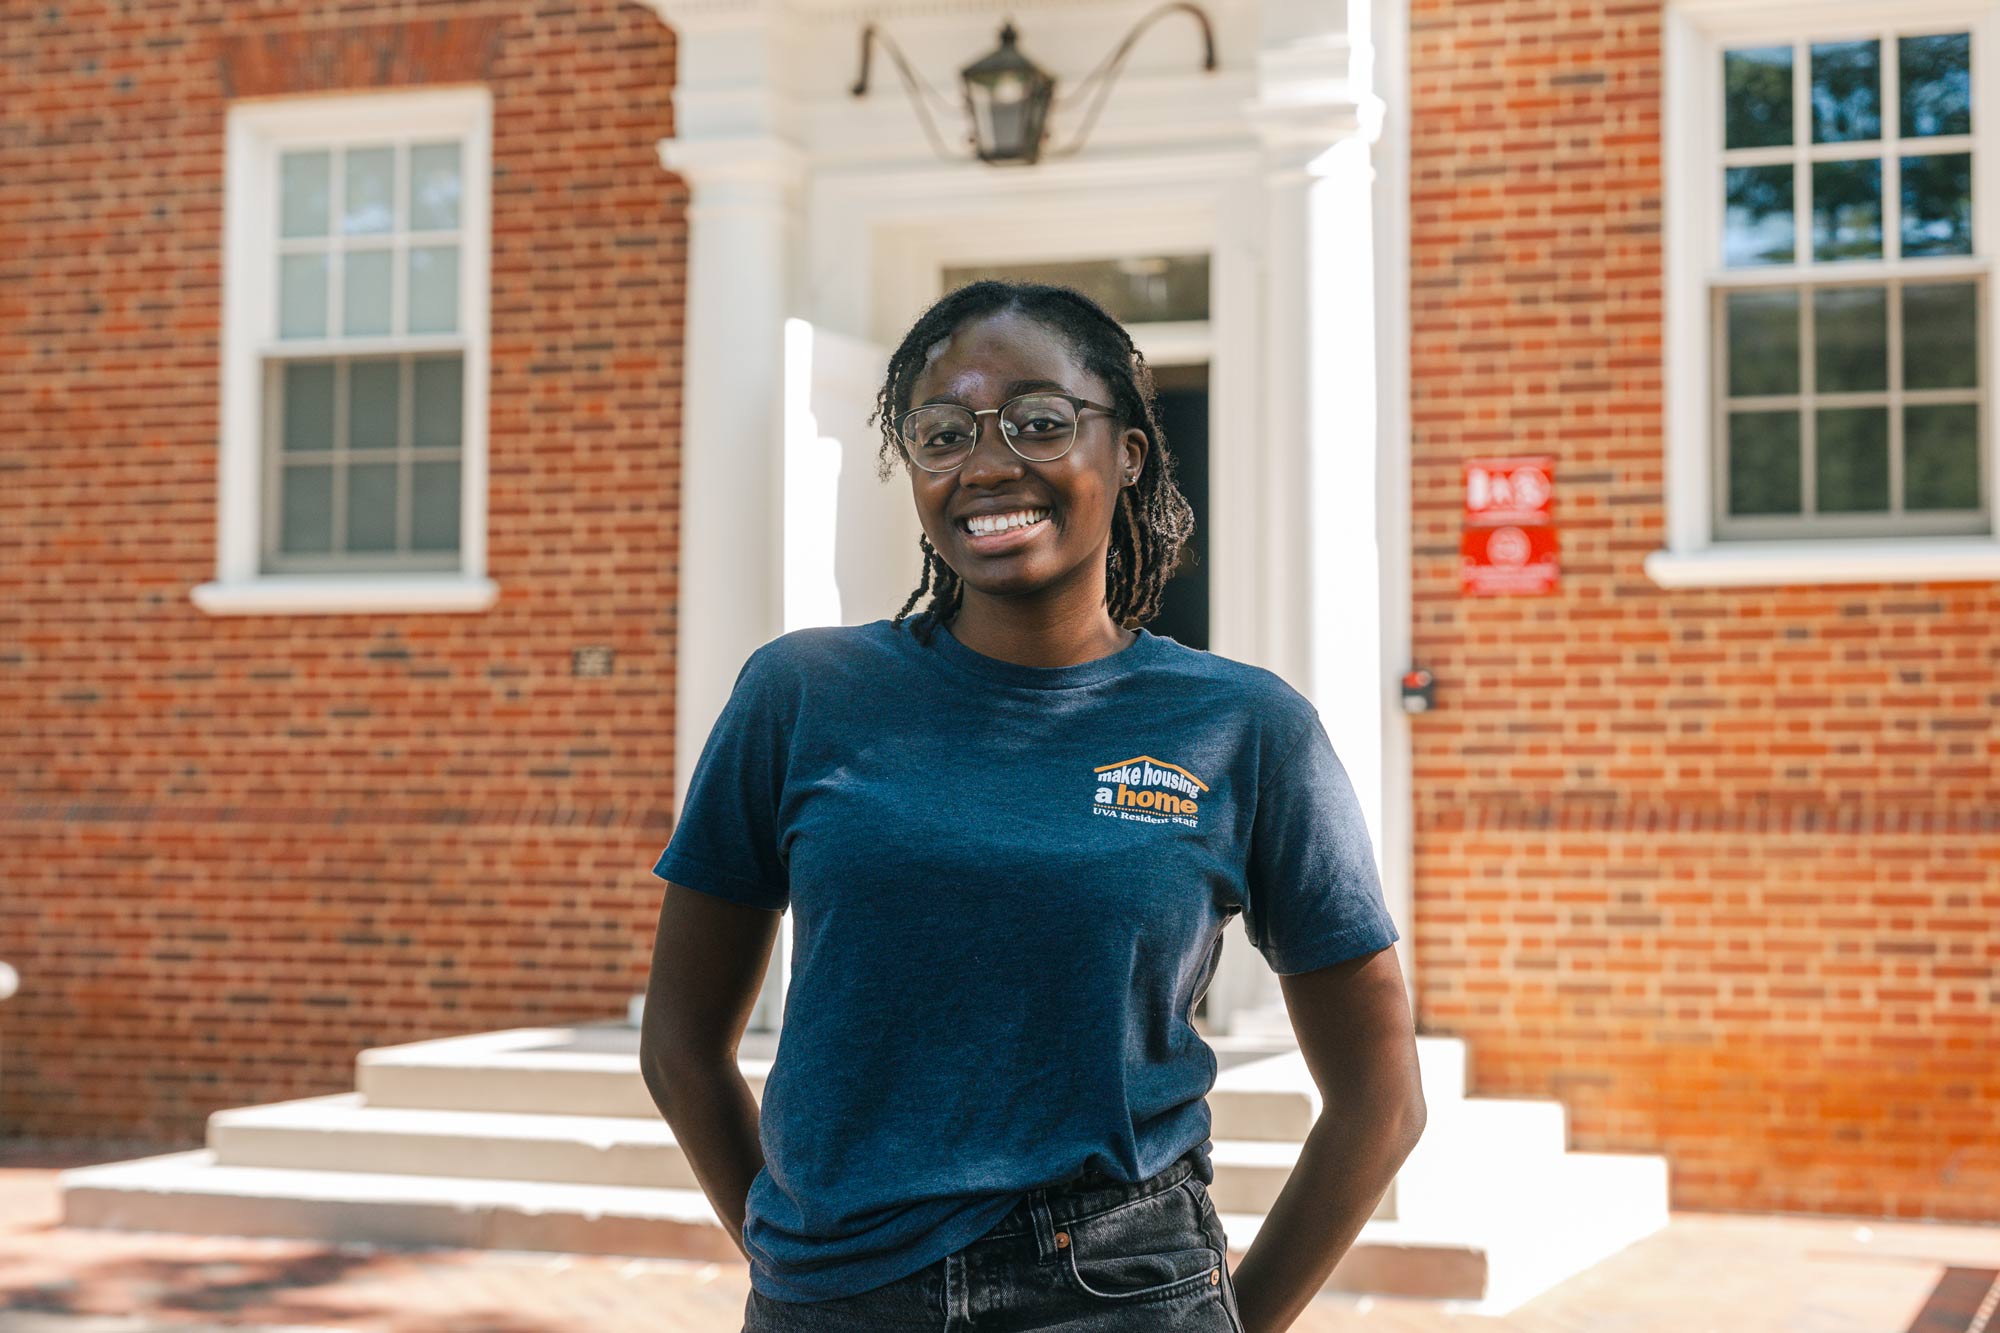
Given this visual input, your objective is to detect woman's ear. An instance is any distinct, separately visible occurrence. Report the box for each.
[1123,426,1150,485]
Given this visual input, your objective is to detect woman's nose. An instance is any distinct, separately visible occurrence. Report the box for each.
[958,411,1026,479]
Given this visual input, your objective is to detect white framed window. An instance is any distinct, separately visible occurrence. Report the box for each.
[1652,0,2000,587]
[195,86,496,616]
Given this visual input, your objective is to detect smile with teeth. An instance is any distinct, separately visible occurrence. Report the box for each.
[960,507,1052,536]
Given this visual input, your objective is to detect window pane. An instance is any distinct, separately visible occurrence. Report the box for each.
[278,253,328,339]
[1813,286,1887,393]
[1901,153,1973,257]
[347,462,399,552]
[282,362,335,452]
[1725,45,1794,149]
[940,254,1210,324]
[342,249,392,337]
[342,146,395,236]
[410,142,462,231]
[1813,159,1882,261]
[408,244,458,334]
[280,463,334,554]
[1725,165,1795,266]
[1900,33,1971,139]
[348,359,400,451]
[1905,404,1981,509]
[1903,282,1980,390]
[1728,410,1803,514]
[1811,40,1880,144]
[412,460,462,551]
[280,149,330,239]
[413,356,463,449]
[1815,407,1890,511]
[1727,288,1800,395]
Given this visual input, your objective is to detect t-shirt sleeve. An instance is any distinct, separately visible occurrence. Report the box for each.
[651,645,794,912]
[1241,708,1400,975]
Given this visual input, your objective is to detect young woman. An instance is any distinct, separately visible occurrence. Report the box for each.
[641,281,1426,1333]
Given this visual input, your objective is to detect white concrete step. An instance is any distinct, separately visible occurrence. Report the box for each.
[1206,1037,1472,1144]
[59,1145,1666,1308]
[59,1150,744,1265]
[1214,1148,1671,1313]
[208,1093,698,1189]
[58,1024,1668,1309]
[206,1098,1336,1219]
[1386,1093,1572,1223]
[203,1092,1548,1226]
[1415,1034,1469,1105]
[354,1025,771,1119]
[350,1027,1471,1136]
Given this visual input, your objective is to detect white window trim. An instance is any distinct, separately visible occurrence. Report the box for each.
[1652,0,2000,588]
[196,86,496,617]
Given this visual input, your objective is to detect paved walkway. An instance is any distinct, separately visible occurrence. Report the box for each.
[3,1145,1997,1332]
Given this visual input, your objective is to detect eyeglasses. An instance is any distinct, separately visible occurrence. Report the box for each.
[895,391,1120,473]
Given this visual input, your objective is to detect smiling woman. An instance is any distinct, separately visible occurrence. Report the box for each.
[868,281,1197,667]
[640,277,1416,1333]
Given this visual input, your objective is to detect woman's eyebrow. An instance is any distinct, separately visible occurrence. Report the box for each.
[920,378,1067,407]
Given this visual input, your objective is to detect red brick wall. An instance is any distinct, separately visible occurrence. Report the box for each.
[0,1,685,1141]
[1408,1,1999,1220]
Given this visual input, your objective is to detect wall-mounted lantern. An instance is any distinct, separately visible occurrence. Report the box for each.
[851,3,1217,167]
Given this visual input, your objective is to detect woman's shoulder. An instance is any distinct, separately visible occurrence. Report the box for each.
[1147,633,1315,713]
[743,619,901,678]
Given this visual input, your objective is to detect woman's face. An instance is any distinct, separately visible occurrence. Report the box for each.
[902,310,1148,605]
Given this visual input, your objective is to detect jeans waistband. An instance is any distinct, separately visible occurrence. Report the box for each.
[977,1147,1204,1242]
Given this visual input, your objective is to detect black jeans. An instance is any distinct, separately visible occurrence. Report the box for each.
[742,1147,1244,1330]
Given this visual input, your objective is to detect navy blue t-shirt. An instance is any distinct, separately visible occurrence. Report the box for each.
[651,614,1399,1302]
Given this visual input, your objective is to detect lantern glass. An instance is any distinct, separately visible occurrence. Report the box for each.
[961,23,1055,163]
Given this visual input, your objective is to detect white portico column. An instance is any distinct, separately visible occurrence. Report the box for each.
[1224,33,1409,1035]
[656,134,804,1033]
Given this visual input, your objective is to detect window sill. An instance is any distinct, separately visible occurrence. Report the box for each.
[191,574,500,616]
[1643,537,2000,589]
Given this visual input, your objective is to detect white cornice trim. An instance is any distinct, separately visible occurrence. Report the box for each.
[813,144,1258,201]
[1246,94,1375,156]
[645,0,1134,26]
[657,134,809,190]
[1666,0,2000,36]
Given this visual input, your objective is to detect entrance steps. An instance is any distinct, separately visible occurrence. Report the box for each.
[59,1022,1669,1314]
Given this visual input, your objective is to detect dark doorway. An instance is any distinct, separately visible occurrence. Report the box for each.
[1147,362,1210,652]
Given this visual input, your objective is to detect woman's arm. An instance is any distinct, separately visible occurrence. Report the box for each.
[1226,943,1428,1333]
[638,880,784,1264]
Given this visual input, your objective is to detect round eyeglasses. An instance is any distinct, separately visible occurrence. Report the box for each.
[896,391,1120,473]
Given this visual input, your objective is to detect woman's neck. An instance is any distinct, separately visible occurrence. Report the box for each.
[944,598,1134,670]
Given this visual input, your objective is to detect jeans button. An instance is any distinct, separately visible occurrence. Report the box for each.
[1055,1231,1069,1248]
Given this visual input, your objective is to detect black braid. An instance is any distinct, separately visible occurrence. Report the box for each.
[866,280,1196,646]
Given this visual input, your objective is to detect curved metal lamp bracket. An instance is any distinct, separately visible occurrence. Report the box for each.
[852,2,1218,164]
[850,22,977,161]
[1044,2,1218,158]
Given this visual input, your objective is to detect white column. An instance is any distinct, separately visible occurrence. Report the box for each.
[657,134,805,1033]
[1220,18,1408,1035]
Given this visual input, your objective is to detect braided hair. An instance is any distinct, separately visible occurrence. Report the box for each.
[867,280,1196,646]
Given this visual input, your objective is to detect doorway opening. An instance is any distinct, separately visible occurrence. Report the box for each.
[1147,359,1210,653]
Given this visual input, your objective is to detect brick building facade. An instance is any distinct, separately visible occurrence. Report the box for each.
[3,0,1994,1230]
[3,2,683,1139]
[1407,0,1997,1221]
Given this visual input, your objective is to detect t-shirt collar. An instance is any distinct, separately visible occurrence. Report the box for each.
[917,613,1166,690]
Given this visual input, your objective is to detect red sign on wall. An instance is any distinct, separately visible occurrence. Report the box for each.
[1461,455,1558,596]
[1460,523,1559,594]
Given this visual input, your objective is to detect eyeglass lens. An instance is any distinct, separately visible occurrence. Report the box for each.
[900,394,1078,469]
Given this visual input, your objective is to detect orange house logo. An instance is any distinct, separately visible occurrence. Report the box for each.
[1091,755,1209,829]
